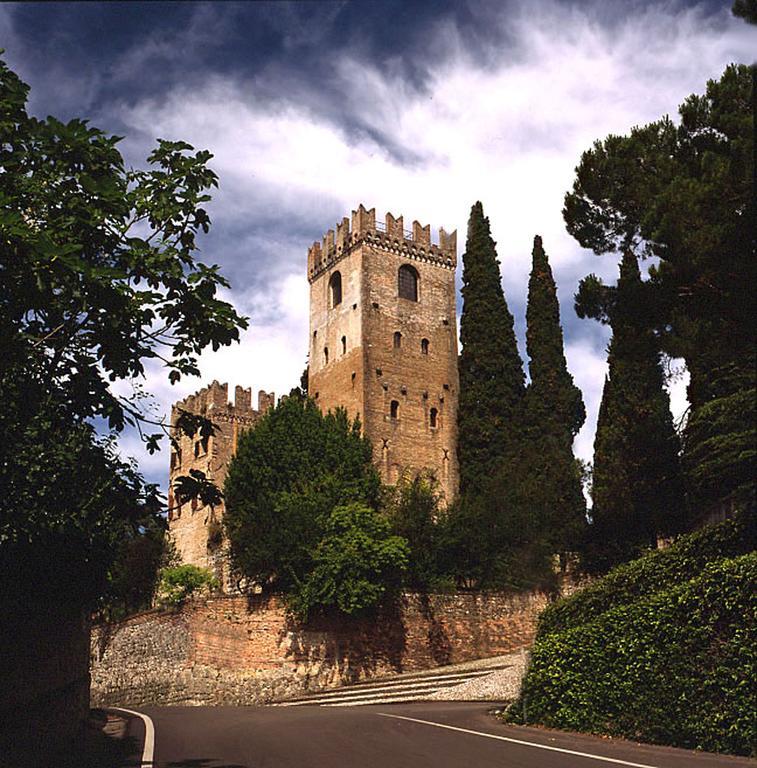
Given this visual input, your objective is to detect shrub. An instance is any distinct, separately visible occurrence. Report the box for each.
[288,503,409,621]
[224,395,380,593]
[384,471,444,590]
[157,564,219,608]
[538,512,755,636]
[511,553,756,755]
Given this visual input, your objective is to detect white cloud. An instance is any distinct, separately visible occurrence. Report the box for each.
[565,338,610,464]
[110,1,753,488]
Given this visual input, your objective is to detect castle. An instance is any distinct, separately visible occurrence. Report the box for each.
[168,205,459,577]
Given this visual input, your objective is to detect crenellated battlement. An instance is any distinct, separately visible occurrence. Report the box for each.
[308,203,457,282]
[171,380,275,425]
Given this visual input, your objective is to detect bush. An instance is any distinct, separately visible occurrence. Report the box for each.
[539,512,755,635]
[224,395,380,593]
[511,553,756,755]
[384,471,445,590]
[289,503,409,621]
[156,564,219,608]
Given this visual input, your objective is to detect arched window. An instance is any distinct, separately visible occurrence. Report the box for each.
[421,338,429,355]
[393,331,402,349]
[341,336,347,355]
[430,407,438,428]
[390,400,400,420]
[398,264,419,301]
[323,346,329,365]
[329,271,342,307]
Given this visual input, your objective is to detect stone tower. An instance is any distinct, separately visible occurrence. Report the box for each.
[308,204,459,500]
[168,382,275,583]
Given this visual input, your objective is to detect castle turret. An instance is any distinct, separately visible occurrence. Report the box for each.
[168,382,274,584]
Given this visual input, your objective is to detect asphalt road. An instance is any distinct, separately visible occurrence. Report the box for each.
[114,702,754,768]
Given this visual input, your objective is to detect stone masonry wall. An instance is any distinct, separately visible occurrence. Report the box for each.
[168,381,274,585]
[91,590,551,708]
[308,204,459,501]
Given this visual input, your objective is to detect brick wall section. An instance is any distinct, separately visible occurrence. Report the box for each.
[168,381,273,583]
[91,589,552,707]
[309,205,459,501]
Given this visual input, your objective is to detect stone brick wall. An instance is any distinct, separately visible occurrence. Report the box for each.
[91,590,551,707]
[308,204,460,501]
[168,381,274,583]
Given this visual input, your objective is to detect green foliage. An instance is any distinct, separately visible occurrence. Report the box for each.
[224,395,381,594]
[97,519,178,622]
[539,511,756,635]
[564,64,755,515]
[384,472,446,590]
[0,55,246,432]
[440,448,565,592]
[583,253,686,572]
[453,217,587,586]
[732,0,757,23]
[525,236,585,440]
[0,387,163,605]
[511,552,756,756]
[157,564,219,608]
[522,236,586,553]
[289,503,409,621]
[458,201,525,493]
[682,367,757,517]
[0,55,246,605]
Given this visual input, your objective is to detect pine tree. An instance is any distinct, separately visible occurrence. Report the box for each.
[585,252,686,572]
[457,201,525,493]
[522,235,587,551]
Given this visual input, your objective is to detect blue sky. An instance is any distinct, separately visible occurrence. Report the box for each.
[3,1,753,490]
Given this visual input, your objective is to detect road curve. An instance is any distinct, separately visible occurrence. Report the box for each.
[114,702,753,768]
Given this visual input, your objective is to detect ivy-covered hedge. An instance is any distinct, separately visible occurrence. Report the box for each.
[539,512,755,636]
[511,553,757,756]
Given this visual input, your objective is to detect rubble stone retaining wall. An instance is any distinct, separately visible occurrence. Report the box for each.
[91,590,553,707]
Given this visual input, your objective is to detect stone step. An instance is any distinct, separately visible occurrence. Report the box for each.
[277,682,464,707]
[276,664,512,703]
[275,667,509,707]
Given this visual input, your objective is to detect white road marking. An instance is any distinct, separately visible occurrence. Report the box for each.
[109,707,155,766]
[377,713,662,768]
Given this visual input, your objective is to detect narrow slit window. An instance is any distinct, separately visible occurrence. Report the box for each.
[421,338,429,355]
[329,271,342,307]
[390,400,399,420]
[393,331,402,349]
[430,407,438,428]
[398,264,419,301]
[341,336,347,355]
[324,346,329,365]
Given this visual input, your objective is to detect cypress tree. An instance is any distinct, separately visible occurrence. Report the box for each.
[457,201,525,493]
[525,236,585,440]
[522,236,587,551]
[586,252,686,572]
